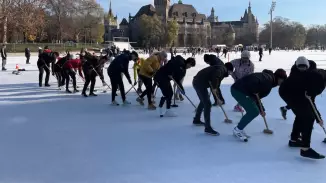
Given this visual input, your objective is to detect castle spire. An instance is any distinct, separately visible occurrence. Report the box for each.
[109,0,113,16]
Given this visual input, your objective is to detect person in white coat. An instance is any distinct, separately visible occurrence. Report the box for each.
[230,50,255,112]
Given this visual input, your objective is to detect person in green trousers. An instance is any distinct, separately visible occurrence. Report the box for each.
[231,69,288,142]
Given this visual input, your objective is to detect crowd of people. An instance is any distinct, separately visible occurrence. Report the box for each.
[35,46,326,160]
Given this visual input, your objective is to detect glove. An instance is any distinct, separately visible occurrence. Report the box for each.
[260,111,266,117]
[134,81,138,86]
[102,81,107,86]
[128,79,132,85]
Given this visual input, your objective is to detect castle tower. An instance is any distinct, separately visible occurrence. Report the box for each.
[154,0,170,22]
[248,1,253,24]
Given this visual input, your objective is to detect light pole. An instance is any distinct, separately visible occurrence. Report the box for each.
[269,1,276,49]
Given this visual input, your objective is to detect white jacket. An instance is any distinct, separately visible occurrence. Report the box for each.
[230,58,254,80]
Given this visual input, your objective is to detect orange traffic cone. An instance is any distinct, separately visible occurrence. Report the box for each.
[15,64,19,70]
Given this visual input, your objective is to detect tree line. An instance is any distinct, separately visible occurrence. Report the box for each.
[0,0,104,43]
[259,17,326,49]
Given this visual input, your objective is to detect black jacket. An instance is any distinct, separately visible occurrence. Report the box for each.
[82,52,105,80]
[154,55,186,91]
[289,60,317,78]
[193,62,227,90]
[232,70,277,111]
[1,47,7,59]
[25,48,30,57]
[208,54,223,66]
[37,52,56,71]
[107,53,132,83]
[279,69,324,116]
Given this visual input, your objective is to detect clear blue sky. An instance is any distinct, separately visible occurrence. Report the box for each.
[97,0,326,27]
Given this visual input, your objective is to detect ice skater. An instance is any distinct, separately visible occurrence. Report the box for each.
[279,67,325,159]
[154,56,196,117]
[192,62,234,135]
[279,57,317,119]
[230,50,254,112]
[231,69,287,142]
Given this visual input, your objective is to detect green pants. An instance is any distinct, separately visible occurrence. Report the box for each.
[231,87,260,130]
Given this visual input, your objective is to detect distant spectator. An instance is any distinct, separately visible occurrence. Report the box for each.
[1,44,7,71]
[25,47,31,64]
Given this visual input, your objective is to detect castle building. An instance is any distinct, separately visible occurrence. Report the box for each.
[104,0,259,47]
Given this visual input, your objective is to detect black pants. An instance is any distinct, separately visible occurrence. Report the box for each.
[193,82,211,129]
[82,70,96,94]
[139,74,153,105]
[109,72,126,102]
[259,54,263,61]
[38,63,50,86]
[291,105,315,148]
[157,79,173,109]
[26,57,30,64]
[64,69,77,90]
[53,65,64,87]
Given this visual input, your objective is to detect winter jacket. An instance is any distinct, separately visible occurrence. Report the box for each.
[25,48,30,57]
[1,47,7,59]
[193,62,227,90]
[37,52,56,71]
[279,70,324,111]
[44,49,52,53]
[230,58,254,80]
[289,60,317,78]
[64,58,84,78]
[139,55,161,78]
[133,58,145,81]
[107,53,132,83]
[154,55,187,91]
[259,48,263,55]
[207,54,223,66]
[232,70,277,111]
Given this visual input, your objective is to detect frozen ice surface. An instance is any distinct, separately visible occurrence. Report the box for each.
[0,50,326,183]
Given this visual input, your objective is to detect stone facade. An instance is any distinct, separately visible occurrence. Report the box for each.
[105,0,259,47]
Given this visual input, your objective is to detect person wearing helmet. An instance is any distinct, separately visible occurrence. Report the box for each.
[279,66,325,159]
[154,56,196,117]
[280,57,317,119]
[231,69,287,142]
[230,50,254,112]
[192,62,234,136]
[137,51,167,110]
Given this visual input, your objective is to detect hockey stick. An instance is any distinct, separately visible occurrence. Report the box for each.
[305,92,326,143]
[209,82,232,123]
[255,94,273,134]
[171,78,197,109]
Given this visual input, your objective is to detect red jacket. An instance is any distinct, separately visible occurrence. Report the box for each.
[44,49,52,53]
[65,59,84,78]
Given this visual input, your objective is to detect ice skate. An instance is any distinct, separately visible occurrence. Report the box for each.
[123,100,131,105]
[300,148,325,159]
[159,107,164,117]
[280,106,287,120]
[111,101,119,106]
[233,105,244,112]
[205,127,220,136]
[136,97,144,105]
[233,127,248,142]
[148,103,156,110]
[193,118,205,126]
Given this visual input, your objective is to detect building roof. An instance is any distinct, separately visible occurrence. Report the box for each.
[134,4,156,18]
[168,3,206,22]
[120,18,129,25]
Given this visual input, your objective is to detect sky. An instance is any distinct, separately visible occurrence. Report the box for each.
[97,0,326,27]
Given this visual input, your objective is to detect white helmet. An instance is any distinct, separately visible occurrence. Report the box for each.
[295,56,309,68]
[241,50,251,59]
